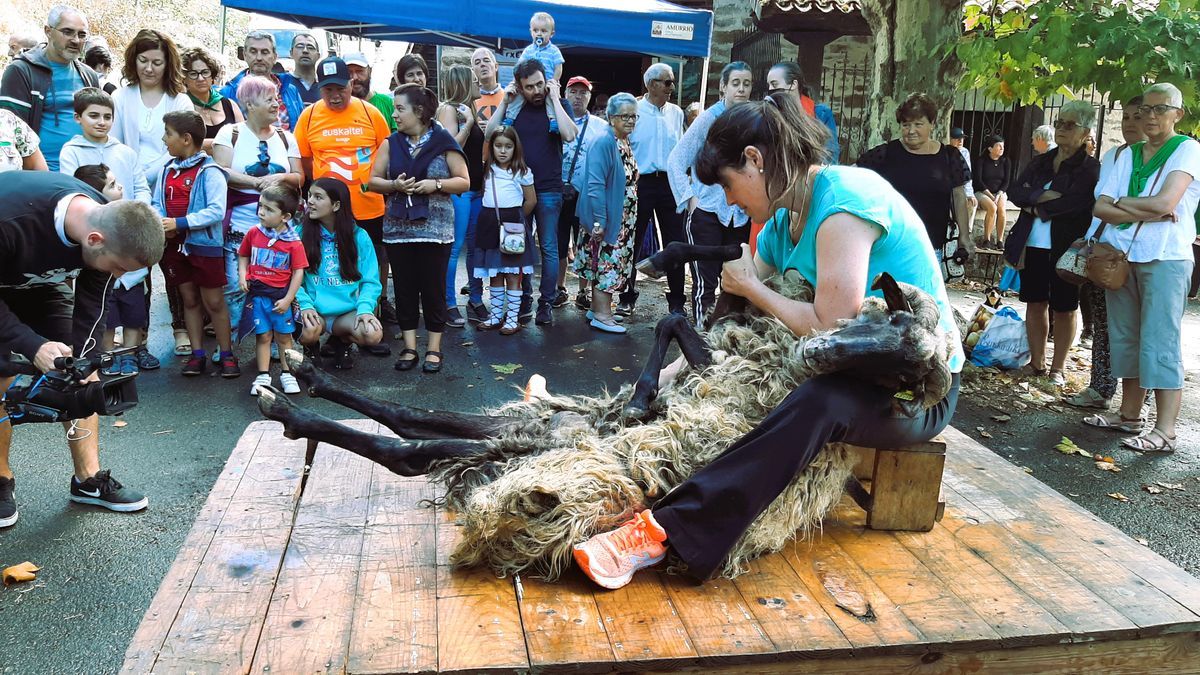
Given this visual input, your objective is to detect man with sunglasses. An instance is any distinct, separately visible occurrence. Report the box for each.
[620,63,686,318]
[0,5,100,170]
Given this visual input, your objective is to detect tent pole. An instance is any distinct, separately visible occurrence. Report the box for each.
[699,56,709,108]
[220,6,227,55]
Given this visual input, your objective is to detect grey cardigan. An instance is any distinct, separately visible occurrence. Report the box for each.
[575,128,631,246]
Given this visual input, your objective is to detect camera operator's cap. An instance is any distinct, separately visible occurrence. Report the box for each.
[342,52,370,68]
[317,56,351,87]
[565,76,593,91]
[950,127,966,139]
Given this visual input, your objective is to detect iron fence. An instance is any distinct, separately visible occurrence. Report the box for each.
[821,62,871,164]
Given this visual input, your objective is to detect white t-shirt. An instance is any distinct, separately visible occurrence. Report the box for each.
[1096,137,1200,263]
[213,123,301,235]
[134,95,169,176]
[1027,180,1053,249]
[483,166,533,209]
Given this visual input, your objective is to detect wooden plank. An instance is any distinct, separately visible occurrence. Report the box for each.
[632,632,1200,674]
[825,503,1002,649]
[519,569,617,673]
[868,448,944,531]
[935,491,1139,640]
[590,573,699,666]
[730,553,853,657]
[250,444,376,674]
[781,534,927,655]
[661,574,776,658]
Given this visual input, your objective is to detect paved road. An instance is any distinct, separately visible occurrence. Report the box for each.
[1,275,1196,674]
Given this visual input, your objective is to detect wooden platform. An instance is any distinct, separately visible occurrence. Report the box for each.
[122,421,1200,674]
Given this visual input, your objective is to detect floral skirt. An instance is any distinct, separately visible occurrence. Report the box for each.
[574,223,635,294]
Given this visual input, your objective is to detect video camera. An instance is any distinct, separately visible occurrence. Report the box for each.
[2,347,139,426]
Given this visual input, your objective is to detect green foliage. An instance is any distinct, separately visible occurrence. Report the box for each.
[956,0,1200,130]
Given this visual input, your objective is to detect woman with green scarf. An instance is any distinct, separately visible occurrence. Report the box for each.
[1089,82,1199,454]
[181,46,243,156]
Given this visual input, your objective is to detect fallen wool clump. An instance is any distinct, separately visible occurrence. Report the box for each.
[431,272,954,580]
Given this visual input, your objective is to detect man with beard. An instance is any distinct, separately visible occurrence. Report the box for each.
[293,57,394,355]
[484,58,577,325]
[290,32,322,106]
[471,48,504,131]
[0,5,100,170]
[344,52,396,132]
[220,31,303,131]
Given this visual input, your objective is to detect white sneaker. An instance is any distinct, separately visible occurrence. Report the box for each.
[279,372,301,395]
[250,373,272,396]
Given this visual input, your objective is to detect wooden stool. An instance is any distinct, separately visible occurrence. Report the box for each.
[844,437,946,531]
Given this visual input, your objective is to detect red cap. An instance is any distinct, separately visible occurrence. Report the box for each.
[565,76,593,91]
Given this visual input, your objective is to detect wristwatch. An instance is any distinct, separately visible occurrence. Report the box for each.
[435,179,443,192]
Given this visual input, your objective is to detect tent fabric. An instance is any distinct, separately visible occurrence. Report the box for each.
[221,0,713,58]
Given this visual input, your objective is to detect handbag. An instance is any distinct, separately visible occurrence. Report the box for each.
[561,114,589,201]
[492,171,526,256]
[1084,162,1166,290]
[1055,235,1092,285]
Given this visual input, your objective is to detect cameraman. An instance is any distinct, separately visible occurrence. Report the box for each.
[0,171,164,528]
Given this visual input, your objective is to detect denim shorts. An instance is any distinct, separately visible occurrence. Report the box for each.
[250,294,296,335]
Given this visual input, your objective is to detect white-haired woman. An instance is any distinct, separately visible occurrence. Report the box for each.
[1032,124,1056,156]
[575,92,640,333]
[1004,100,1100,387]
[1088,82,1199,454]
[213,75,303,332]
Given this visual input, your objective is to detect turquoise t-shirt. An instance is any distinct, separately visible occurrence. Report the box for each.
[756,165,965,372]
[38,61,84,171]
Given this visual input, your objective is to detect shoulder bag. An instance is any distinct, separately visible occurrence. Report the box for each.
[1083,160,1166,290]
[561,115,589,201]
[1056,145,1125,285]
[492,171,526,255]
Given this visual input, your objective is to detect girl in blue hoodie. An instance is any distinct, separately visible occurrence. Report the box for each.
[295,177,385,369]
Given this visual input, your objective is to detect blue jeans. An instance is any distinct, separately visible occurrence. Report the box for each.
[520,190,562,308]
[223,242,245,335]
[447,191,483,307]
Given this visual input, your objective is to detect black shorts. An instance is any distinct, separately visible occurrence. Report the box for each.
[1018,247,1080,312]
[106,283,150,330]
[0,283,74,376]
[358,216,384,246]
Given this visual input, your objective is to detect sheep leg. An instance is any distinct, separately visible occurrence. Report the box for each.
[635,242,743,279]
[283,349,511,440]
[257,386,488,476]
[624,314,712,419]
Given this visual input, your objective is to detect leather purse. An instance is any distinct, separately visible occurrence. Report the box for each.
[492,172,526,256]
[1084,164,1165,290]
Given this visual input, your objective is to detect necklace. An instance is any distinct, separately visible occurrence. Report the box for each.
[785,166,821,241]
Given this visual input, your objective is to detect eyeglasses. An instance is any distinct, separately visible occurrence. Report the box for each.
[612,113,639,122]
[293,44,319,52]
[653,79,676,87]
[185,69,213,80]
[1137,104,1181,117]
[52,26,88,42]
[1052,119,1080,131]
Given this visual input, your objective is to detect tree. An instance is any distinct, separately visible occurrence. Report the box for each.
[955,0,1200,131]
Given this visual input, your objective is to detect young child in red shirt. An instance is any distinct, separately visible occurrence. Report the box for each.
[238,184,308,395]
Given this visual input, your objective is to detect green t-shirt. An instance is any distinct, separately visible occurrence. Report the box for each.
[756,165,965,372]
[368,92,397,132]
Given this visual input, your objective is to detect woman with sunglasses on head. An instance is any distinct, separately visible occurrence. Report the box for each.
[213,75,303,332]
[1004,100,1100,388]
[181,46,243,156]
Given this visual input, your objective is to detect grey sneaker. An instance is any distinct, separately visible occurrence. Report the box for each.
[0,476,17,528]
[1064,387,1111,410]
[69,470,148,512]
[446,306,466,328]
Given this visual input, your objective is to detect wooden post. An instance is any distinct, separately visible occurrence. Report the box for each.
[867,438,946,531]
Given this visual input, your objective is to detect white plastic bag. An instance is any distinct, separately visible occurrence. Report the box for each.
[969,305,1031,369]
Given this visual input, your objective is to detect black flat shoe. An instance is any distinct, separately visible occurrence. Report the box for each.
[394,348,419,371]
[422,350,443,373]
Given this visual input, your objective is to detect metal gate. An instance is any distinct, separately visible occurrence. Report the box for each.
[821,61,872,164]
[730,31,781,101]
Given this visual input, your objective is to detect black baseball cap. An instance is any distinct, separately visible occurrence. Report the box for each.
[950,127,966,139]
[317,56,350,88]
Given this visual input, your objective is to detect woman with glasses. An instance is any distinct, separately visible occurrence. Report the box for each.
[1086,82,1199,454]
[856,93,974,264]
[667,61,752,327]
[212,75,303,333]
[1004,100,1100,388]
[111,29,192,189]
[575,93,641,333]
[181,46,243,156]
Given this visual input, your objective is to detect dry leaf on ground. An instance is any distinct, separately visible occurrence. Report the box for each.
[1107,492,1130,502]
[1155,482,1186,492]
[992,414,1011,423]
[112,420,128,428]
[2,562,40,586]
[1144,485,1164,494]
[611,366,624,372]
[1136,537,1149,546]
[975,426,993,439]
[1095,461,1121,472]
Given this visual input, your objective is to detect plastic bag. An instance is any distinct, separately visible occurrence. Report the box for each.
[969,305,1031,369]
[998,266,1021,293]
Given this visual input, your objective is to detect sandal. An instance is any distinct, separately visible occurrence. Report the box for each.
[173,329,191,356]
[1121,429,1177,454]
[1083,412,1145,434]
[422,350,443,374]
[394,348,419,371]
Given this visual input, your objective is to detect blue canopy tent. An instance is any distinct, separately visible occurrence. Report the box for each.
[220,0,713,59]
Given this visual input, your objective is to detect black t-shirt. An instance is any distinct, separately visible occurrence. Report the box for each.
[973,154,1011,193]
[0,172,110,359]
[464,121,485,193]
[857,139,971,249]
[511,100,563,193]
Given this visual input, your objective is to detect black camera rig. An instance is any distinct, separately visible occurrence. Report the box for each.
[2,347,139,426]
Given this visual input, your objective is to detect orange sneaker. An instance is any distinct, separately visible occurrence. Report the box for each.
[573,509,668,589]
